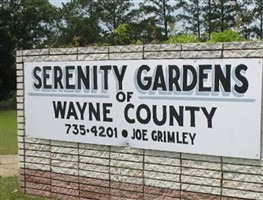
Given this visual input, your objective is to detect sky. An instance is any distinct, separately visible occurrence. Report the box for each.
[49,0,71,7]
[48,0,182,32]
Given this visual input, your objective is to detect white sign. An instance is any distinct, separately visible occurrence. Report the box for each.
[25,59,262,159]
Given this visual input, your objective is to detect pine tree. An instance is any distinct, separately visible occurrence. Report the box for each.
[176,0,203,39]
[252,0,263,39]
[203,0,215,39]
[59,0,101,46]
[140,0,176,41]
[202,0,250,39]
[97,0,134,32]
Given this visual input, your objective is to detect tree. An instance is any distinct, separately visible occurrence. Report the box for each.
[202,0,214,39]
[97,0,135,33]
[58,0,101,46]
[251,0,263,39]
[140,0,176,41]
[228,0,253,39]
[0,0,59,100]
[202,0,250,40]
[15,0,59,49]
[0,6,16,100]
[133,17,164,43]
[176,0,203,39]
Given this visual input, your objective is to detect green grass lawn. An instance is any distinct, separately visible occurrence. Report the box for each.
[0,110,17,155]
[0,112,56,199]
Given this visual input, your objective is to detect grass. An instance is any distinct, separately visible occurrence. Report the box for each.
[0,176,53,200]
[0,110,17,155]
[0,111,57,199]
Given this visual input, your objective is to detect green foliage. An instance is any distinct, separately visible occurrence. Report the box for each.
[128,18,164,44]
[165,34,200,43]
[209,30,245,42]
[16,0,59,49]
[112,23,145,45]
[0,110,17,154]
[98,0,134,32]
[0,0,59,100]
[131,40,143,45]
[113,23,131,45]
[176,0,202,39]
[0,6,16,100]
[140,0,176,40]
[251,0,263,39]
[58,0,102,47]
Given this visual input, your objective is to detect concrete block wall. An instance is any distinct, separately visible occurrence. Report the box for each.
[16,42,263,200]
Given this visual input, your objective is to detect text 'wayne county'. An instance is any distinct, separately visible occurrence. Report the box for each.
[52,101,216,128]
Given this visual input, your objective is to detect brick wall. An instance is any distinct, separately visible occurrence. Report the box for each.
[17,42,263,200]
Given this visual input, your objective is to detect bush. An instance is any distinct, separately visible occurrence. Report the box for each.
[209,30,245,42]
[113,23,132,45]
[164,34,200,44]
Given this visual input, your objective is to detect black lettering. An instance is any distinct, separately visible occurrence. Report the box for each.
[167,131,175,143]
[152,131,157,141]
[124,104,135,123]
[93,65,98,90]
[77,66,90,90]
[33,66,42,89]
[182,132,188,144]
[66,102,78,119]
[234,64,249,94]
[100,65,111,90]
[137,104,151,124]
[214,64,231,92]
[152,105,166,126]
[76,102,87,120]
[43,66,52,89]
[183,65,197,91]
[53,101,66,119]
[131,129,137,139]
[199,65,212,92]
[152,65,167,91]
[201,107,217,128]
[189,133,196,145]
[53,66,63,89]
[137,65,152,90]
[158,131,163,142]
[185,106,200,127]
[113,65,127,90]
[103,103,113,122]
[89,102,100,121]
[169,106,184,126]
[176,132,182,144]
[168,65,181,91]
[65,66,75,89]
